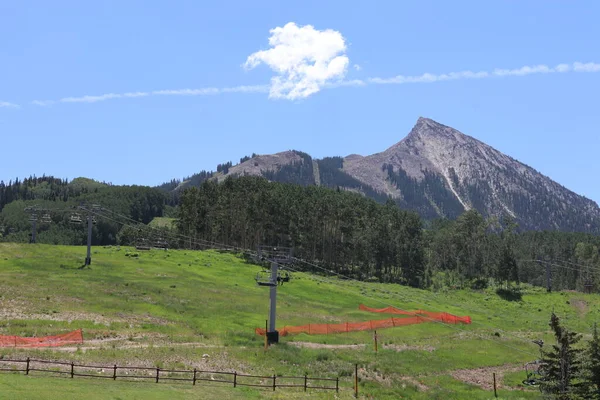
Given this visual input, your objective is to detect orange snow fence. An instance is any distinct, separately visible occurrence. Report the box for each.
[358,304,472,324]
[0,329,83,348]
[255,305,471,337]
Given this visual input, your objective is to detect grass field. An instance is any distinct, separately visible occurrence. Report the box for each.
[1,243,598,398]
[148,217,177,229]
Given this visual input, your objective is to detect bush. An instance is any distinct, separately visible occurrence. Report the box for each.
[470,278,488,290]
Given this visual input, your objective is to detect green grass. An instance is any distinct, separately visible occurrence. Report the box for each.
[2,243,598,398]
[0,373,269,400]
[148,217,176,229]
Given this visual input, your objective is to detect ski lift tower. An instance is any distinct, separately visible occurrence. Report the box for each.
[24,205,52,244]
[255,245,293,345]
[77,203,101,266]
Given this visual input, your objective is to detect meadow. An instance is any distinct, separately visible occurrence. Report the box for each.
[1,242,597,398]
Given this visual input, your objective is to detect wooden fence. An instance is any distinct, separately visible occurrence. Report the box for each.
[0,358,339,392]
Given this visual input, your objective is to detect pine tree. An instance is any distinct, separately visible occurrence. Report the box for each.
[582,323,600,399]
[539,313,583,399]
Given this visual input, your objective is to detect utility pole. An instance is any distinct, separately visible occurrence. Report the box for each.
[80,204,100,267]
[268,259,279,340]
[30,216,37,244]
[255,246,293,346]
[25,206,51,244]
[539,259,551,292]
[85,212,93,266]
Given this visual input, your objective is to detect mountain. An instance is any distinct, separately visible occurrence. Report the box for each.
[167,117,600,233]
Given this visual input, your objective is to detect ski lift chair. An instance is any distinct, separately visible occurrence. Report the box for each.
[255,271,276,287]
[522,339,546,386]
[70,213,82,224]
[277,271,291,285]
[523,360,546,386]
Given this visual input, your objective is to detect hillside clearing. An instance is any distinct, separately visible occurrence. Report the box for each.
[0,243,595,398]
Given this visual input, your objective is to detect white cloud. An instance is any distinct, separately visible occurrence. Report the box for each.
[369,62,600,85]
[30,85,269,105]
[0,101,19,108]
[573,62,600,72]
[245,22,349,100]
[61,93,124,103]
[31,100,55,106]
[152,88,219,96]
[354,64,361,71]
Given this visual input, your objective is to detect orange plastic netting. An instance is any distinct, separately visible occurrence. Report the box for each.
[255,305,471,337]
[358,304,472,324]
[0,329,83,348]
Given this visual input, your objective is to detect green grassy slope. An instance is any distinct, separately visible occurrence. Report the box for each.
[0,243,597,398]
[148,217,177,229]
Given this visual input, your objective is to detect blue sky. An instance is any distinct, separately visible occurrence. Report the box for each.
[1,1,599,202]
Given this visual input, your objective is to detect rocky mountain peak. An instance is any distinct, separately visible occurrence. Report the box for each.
[402,117,473,147]
[170,117,600,233]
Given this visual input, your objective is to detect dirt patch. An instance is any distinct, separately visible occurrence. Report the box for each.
[383,344,435,352]
[31,340,214,353]
[571,299,588,316]
[400,376,429,391]
[449,363,523,390]
[288,341,365,349]
[0,297,170,328]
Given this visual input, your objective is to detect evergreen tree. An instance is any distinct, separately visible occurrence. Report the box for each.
[539,313,583,399]
[582,323,600,399]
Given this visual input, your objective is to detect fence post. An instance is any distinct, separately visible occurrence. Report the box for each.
[233,371,237,388]
[156,367,160,383]
[493,372,497,398]
[113,365,117,380]
[374,330,378,353]
[26,358,30,375]
[354,364,358,398]
[336,377,339,393]
[304,374,308,392]
[70,362,74,378]
[272,374,276,391]
[193,368,197,385]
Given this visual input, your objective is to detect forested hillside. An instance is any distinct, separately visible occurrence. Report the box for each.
[0,176,168,245]
[177,176,600,292]
[3,174,600,294]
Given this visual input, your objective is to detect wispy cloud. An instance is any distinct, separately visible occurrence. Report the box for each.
[30,85,269,105]
[31,100,55,107]
[0,101,19,109]
[369,62,600,85]
[24,60,600,107]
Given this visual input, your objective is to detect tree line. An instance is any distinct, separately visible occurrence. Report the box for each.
[0,176,168,246]
[3,174,600,293]
[176,176,600,291]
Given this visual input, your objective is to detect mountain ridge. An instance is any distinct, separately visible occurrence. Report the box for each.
[166,117,600,233]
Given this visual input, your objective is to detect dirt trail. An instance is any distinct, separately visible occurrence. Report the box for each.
[288,341,365,349]
[447,363,523,390]
[16,338,217,353]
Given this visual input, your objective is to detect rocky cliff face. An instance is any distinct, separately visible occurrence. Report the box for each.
[342,117,600,230]
[175,117,600,232]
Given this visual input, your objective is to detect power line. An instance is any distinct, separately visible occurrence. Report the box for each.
[91,207,245,252]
